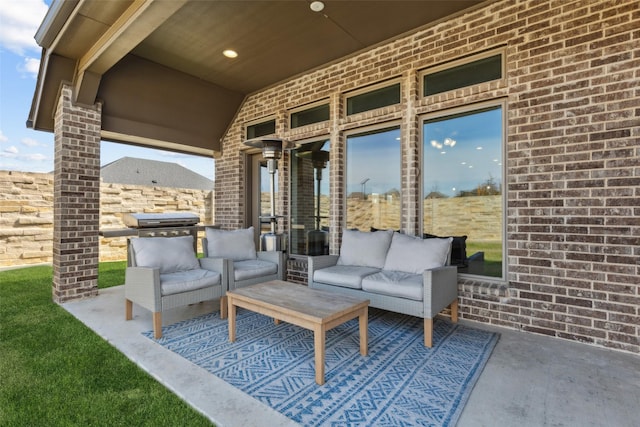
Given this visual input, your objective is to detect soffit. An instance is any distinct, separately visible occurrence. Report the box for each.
[131,0,486,94]
[52,1,133,58]
[32,0,489,154]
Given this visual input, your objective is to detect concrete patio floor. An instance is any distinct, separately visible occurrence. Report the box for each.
[63,285,640,427]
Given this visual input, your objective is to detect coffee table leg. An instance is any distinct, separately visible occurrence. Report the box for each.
[314,325,326,385]
[359,307,368,356]
[228,296,236,342]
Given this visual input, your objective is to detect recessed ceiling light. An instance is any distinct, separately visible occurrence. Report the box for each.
[310,1,325,12]
[223,49,238,58]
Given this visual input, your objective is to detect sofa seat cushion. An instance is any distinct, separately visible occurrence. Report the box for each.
[233,259,278,281]
[313,265,380,289]
[160,269,221,296]
[361,270,423,301]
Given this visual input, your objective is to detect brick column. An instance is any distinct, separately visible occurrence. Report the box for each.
[402,71,421,236]
[52,84,101,303]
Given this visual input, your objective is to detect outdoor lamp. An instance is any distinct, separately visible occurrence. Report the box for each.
[243,137,293,250]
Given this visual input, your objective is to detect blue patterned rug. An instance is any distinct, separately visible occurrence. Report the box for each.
[144,308,499,426]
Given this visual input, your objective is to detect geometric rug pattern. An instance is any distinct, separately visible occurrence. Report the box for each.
[144,308,499,427]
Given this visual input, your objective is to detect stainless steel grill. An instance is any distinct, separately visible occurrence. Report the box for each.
[100,212,212,265]
[123,212,200,228]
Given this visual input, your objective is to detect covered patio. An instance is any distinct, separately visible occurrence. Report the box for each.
[25,0,640,424]
[63,284,640,426]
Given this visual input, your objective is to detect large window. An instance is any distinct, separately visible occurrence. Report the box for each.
[346,126,401,231]
[422,105,503,278]
[290,139,330,255]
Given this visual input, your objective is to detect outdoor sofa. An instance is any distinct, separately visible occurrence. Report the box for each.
[308,229,458,347]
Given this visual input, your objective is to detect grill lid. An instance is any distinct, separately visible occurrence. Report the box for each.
[123,212,200,228]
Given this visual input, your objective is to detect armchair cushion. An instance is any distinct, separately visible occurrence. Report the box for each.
[383,233,452,274]
[337,229,393,269]
[205,227,257,261]
[160,269,221,296]
[232,259,278,281]
[130,235,199,274]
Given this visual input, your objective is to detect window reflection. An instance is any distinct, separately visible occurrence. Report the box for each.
[346,127,401,231]
[423,106,503,278]
[290,140,330,255]
[259,160,278,236]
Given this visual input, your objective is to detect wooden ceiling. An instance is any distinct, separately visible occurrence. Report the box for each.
[131,0,486,94]
[29,0,488,155]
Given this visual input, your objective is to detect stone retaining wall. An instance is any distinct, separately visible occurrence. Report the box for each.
[0,170,213,267]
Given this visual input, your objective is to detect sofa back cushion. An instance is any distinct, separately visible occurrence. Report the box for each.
[205,227,257,261]
[383,232,452,274]
[130,235,200,274]
[424,233,467,266]
[337,229,393,269]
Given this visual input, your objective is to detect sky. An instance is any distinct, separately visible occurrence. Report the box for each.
[0,0,214,180]
[423,107,503,197]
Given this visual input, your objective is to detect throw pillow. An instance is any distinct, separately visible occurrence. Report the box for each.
[131,235,199,274]
[337,229,393,268]
[383,232,453,274]
[206,227,257,261]
[424,233,468,266]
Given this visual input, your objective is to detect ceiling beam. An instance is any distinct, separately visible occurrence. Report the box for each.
[74,0,187,105]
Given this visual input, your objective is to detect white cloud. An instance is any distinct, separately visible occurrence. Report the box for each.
[0,129,8,142]
[1,145,19,157]
[21,137,41,147]
[0,144,47,164]
[0,0,48,56]
[17,56,41,78]
[160,151,182,158]
[26,152,46,161]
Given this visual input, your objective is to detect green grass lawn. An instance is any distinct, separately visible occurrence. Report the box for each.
[0,262,213,427]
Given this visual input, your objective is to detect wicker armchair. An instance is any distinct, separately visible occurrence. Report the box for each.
[125,235,227,338]
[202,226,285,293]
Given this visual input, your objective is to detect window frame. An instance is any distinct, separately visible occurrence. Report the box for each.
[420,47,506,97]
[287,135,332,257]
[419,99,507,281]
[289,100,330,129]
[245,117,277,140]
[344,121,403,231]
[344,79,402,116]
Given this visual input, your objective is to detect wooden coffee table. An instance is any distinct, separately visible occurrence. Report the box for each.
[227,280,369,385]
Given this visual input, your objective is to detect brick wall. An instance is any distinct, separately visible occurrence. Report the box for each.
[220,0,640,353]
[0,170,213,267]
